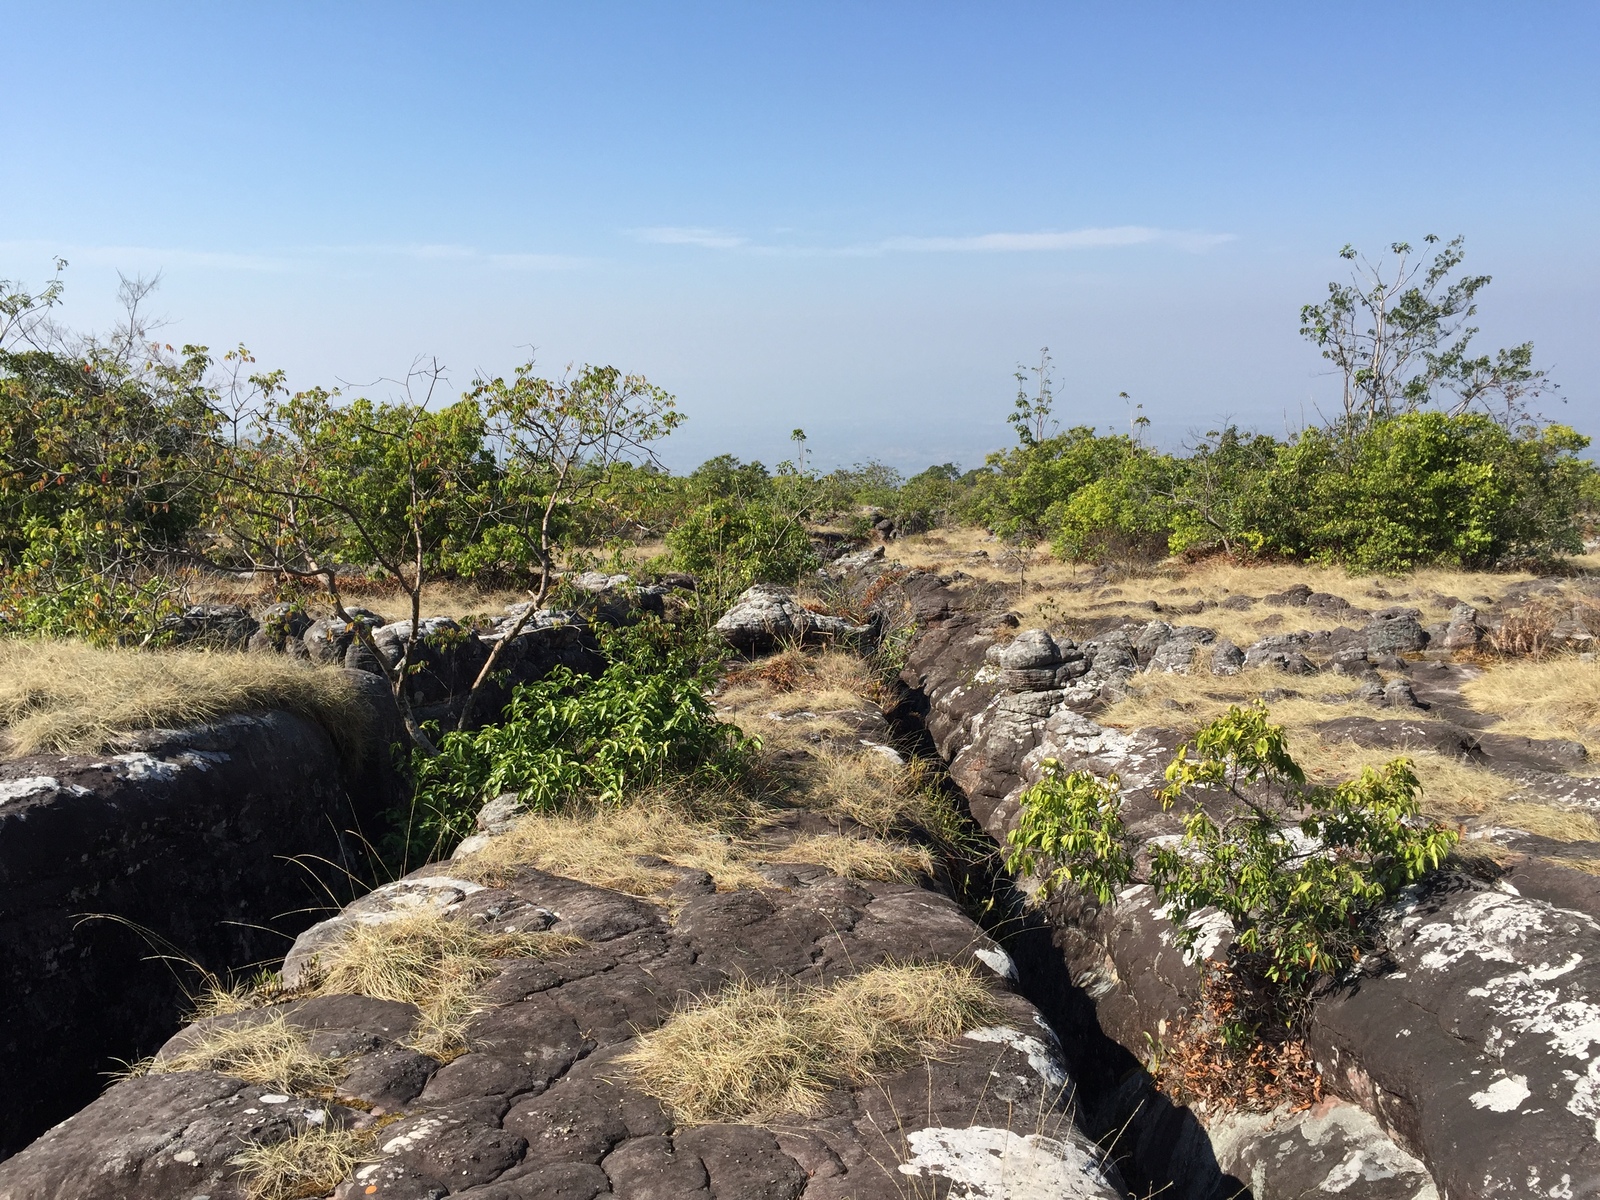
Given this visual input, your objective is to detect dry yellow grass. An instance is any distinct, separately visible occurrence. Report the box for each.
[1100,667,1376,736]
[888,530,1542,646]
[1489,802,1600,843]
[1459,657,1600,759]
[768,833,934,881]
[307,909,583,1058]
[624,962,1003,1123]
[0,639,370,760]
[720,646,876,715]
[454,803,770,897]
[146,1012,341,1094]
[1293,738,1513,817]
[231,1125,375,1200]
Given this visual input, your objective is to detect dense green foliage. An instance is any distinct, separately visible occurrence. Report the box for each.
[403,623,755,860]
[1006,703,1459,991]
[3,235,1596,654]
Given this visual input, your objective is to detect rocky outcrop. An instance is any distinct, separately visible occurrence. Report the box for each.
[0,672,401,1158]
[714,585,873,654]
[884,568,1600,1199]
[0,854,1129,1198]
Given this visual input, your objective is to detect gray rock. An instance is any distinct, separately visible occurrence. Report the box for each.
[830,544,886,572]
[476,792,526,834]
[1133,620,1173,665]
[1209,638,1245,676]
[1365,606,1428,655]
[1243,635,1317,675]
[1441,603,1483,650]
[302,608,387,663]
[1380,678,1424,709]
[713,585,870,654]
[156,603,258,649]
[1147,628,1216,674]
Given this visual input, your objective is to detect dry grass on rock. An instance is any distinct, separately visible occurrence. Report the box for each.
[1100,667,1376,736]
[454,803,769,898]
[307,910,583,1059]
[625,962,1003,1124]
[0,639,369,760]
[1459,657,1600,760]
[231,1125,376,1200]
[767,833,934,882]
[145,1012,341,1095]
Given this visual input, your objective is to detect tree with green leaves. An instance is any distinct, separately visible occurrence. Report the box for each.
[203,361,493,746]
[458,361,681,726]
[1300,235,1555,433]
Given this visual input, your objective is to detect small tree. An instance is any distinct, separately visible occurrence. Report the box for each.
[458,361,681,725]
[1300,235,1555,433]
[1006,702,1458,992]
[203,361,491,747]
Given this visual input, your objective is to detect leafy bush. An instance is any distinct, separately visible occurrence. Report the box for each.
[405,624,756,861]
[666,496,818,604]
[1257,413,1591,572]
[1006,702,1458,991]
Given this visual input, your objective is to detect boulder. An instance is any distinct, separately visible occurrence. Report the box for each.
[246,601,312,654]
[1148,627,1217,674]
[1243,634,1318,675]
[830,544,887,573]
[155,603,258,649]
[1209,638,1245,676]
[302,608,387,664]
[713,585,871,654]
[1441,603,1483,650]
[1365,606,1428,655]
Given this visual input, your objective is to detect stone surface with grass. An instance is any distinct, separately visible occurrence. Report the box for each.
[876,541,1600,1200]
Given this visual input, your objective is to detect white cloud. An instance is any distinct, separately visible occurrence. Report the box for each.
[631,226,750,249]
[625,224,1235,256]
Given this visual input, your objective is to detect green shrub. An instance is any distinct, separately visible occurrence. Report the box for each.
[1006,702,1457,991]
[1258,413,1591,572]
[666,496,818,605]
[405,624,755,861]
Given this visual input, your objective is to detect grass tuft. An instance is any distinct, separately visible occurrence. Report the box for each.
[144,1012,341,1094]
[1459,656,1600,760]
[231,1125,375,1200]
[307,909,583,1059]
[624,961,1003,1124]
[768,833,934,881]
[0,639,370,761]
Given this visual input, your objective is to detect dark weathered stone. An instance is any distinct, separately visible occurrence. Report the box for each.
[0,682,398,1156]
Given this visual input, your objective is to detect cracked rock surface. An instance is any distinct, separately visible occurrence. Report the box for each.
[0,858,1126,1200]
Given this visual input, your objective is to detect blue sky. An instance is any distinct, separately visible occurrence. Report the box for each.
[3,2,1596,471]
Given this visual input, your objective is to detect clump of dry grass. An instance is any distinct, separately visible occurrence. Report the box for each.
[144,1012,342,1094]
[1490,802,1600,843]
[1460,657,1600,759]
[307,910,583,1058]
[625,961,1003,1123]
[768,833,934,881]
[454,803,769,897]
[0,639,370,760]
[231,1125,375,1200]
[720,647,875,715]
[1293,739,1514,822]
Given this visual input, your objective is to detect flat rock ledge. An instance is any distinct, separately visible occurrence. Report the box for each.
[0,855,1126,1200]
